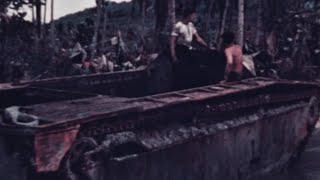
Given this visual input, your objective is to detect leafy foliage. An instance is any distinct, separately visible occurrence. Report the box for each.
[0,0,31,13]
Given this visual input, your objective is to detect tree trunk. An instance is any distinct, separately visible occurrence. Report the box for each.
[266,30,277,58]
[102,6,108,52]
[168,0,176,32]
[50,0,55,50]
[216,0,230,47]
[238,0,245,47]
[35,0,42,38]
[50,0,54,25]
[255,0,263,46]
[141,0,146,31]
[154,0,168,51]
[43,0,47,24]
[227,3,233,30]
[155,0,168,33]
[91,0,103,59]
[42,0,48,39]
[141,0,146,17]
[264,0,286,32]
[31,4,35,25]
[204,0,215,36]
[131,0,136,17]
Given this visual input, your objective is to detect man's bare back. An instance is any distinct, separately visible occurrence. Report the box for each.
[220,31,244,82]
[225,44,243,74]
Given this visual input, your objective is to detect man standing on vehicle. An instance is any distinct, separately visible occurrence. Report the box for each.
[169,8,209,63]
[221,31,244,82]
[169,8,213,89]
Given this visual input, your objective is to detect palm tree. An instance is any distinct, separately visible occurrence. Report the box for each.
[102,2,108,52]
[141,0,146,31]
[35,0,42,37]
[205,0,215,35]
[216,0,230,47]
[154,0,168,34]
[50,0,54,24]
[43,0,47,24]
[50,0,55,49]
[255,0,263,46]
[168,0,176,32]
[91,0,103,58]
[31,2,35,25]
[238,0,244,47]
[131,0,147,18]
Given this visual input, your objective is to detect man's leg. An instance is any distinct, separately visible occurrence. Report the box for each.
[174,45,190,90]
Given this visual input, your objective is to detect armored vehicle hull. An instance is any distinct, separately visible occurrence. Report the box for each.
[0,78,319,180]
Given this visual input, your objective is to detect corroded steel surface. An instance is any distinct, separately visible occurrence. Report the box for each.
[16,68,146,88]
[14,78,317,129]
[0,77,319,180]
[257,122,320,180]
[35,125,80,172]
[0,86,97,109]
[96,105,310,180]
[19,69,147,97]
[0,68,147,108]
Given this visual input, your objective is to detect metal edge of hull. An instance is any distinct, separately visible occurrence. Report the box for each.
[0,78,319,180]
[79,101,317,180]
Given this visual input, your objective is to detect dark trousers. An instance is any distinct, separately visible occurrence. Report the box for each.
[227,72,242,82]
[173,45,226,90]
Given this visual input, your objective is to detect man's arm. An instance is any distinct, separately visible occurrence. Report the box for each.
[170,35,178,62]
[194,33,208,48]
[224,48,233,80]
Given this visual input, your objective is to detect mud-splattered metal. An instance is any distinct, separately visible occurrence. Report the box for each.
[0,77,319,180]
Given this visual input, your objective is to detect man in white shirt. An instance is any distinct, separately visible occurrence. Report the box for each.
[168,8,226,89]
[169,8,209,63]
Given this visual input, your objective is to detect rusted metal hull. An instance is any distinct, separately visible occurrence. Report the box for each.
[0,78,319,180]
[0,86,98,109]
[20,69,148,97]
[101,104,312,180]
[0,68,148,109]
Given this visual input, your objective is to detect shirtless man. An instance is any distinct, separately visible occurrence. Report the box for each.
[221,32,243,82]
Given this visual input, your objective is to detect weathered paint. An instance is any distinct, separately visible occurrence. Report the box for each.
[91,104,314,180]
[0,78,319,180]
[258,123,320,180]
[34,125,80,172]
